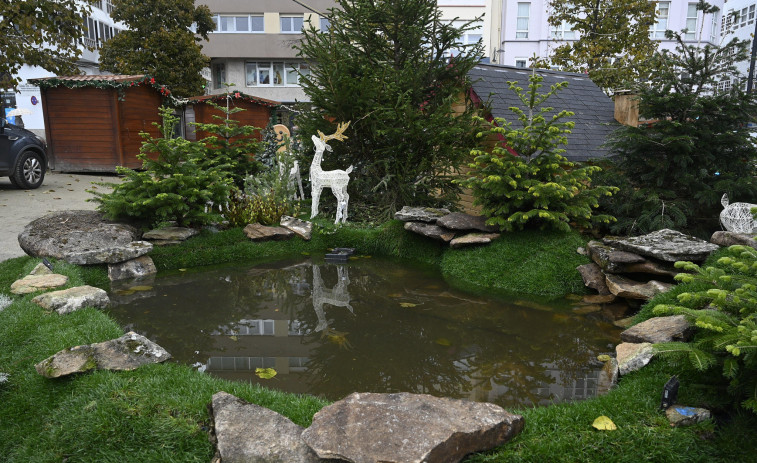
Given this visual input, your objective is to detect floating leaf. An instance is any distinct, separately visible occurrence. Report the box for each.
[255,368,277,379]
[435,338,451,346]
[114,289,135,296]
[229,335,238,341]
[597,354,611,362]
[400,302,418,308]
[592,415,617,431]
[179,268,187,272]
[388,293,403,298]
[130,285,153,291]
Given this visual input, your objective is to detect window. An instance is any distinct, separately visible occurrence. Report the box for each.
[245,62,309,87]
[213,14,264,33]
[320,17,330,31]
[737,5,755,29]
[722,10,733,35]
[717,77,732,94]
[651,1,669,39]
[213,63,225,89]
[83,17,97,48]
[280,15,304,33]
[515,58,527,68]
[685,3,698,40]
[711,11,718,43]
[550,20,575,39]
[448,20,483,56]
[516,3,530,38]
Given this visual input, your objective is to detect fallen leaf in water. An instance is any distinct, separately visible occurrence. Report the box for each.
[592,416,617,431]
[388,293,403,298]
[179,268,187,272]
[435,338,451,346]
[256,368,277,379]
[597,354,612,362]
[130,285,153,291]
[229,335,238,341]
[114,290,135,296]
[399,302,418,308]
[301,252,310,256]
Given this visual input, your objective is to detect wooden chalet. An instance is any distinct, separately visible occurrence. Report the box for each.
[29,75,172,172]
[184,92,280,142]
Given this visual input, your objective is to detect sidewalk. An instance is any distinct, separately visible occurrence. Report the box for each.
[0,171,120,262]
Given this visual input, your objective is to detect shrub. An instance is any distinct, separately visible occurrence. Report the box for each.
[90,107,232,228]
[459,74,617,232]
[652,245,757,413]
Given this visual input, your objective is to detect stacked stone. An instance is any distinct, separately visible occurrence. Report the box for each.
[395,206,501,249]
[577,229,719,303]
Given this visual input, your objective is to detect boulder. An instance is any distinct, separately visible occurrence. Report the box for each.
[404,222,456,242]
[602,229,719,263]
[31,285,109,315]
[17,210,146,264]
[108,256,157,281]
[280,215,313,241]
[35,331,170,378]
[301,392,524,463]
[596,358,619,395]
[620,315,692,344]
[244,223,294,241]
[605,274,672,300]
[394,206,451,223]
[10,273,68,295]
[142,227,198,242]
[587,240,645,273]
[577,263,611,295]
[211,392,319,463]
[436,212,499,233]
[665,406,712,427]
[29,262,53,275]
[710,231,757,249]
[582,294,617,304]
[616,342,654,375]
[450,233,501,249]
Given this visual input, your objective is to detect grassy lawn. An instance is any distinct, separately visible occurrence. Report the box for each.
[2,221,756,462]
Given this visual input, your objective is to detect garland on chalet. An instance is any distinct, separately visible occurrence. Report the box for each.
[185,91,280,109]
[28,75,182,106]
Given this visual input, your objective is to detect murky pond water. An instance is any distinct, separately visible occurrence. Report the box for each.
[107,257,622,408]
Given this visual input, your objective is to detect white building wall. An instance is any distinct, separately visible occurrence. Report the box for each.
[493,0,724,68]
[721,0,757,90]
[437,0,491,60]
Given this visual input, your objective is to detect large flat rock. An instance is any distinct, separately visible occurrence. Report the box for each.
[404,221,456,242]
[436,213,499,233]
[211,392,320,463]
[35,331,170,378]
[301,392,524,463]
[605,274,672,300]
[603,229,719,263]
[10,273,68,295]
[620,315,692,344]
[18,210,145,265]
[31,285,109,314]
[394,206,452,223]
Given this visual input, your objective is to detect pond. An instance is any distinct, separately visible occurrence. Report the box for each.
[107,256,622,409]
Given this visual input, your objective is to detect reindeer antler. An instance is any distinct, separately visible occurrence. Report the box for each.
[318,121,351,143]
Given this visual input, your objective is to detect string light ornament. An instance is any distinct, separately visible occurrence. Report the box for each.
[720,194,757,233]
[309,122,353,224]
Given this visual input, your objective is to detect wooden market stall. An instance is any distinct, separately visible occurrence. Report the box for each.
[29,75,172,172]
[184,92,280,142]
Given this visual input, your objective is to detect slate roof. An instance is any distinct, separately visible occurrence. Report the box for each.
[468,63,620,161]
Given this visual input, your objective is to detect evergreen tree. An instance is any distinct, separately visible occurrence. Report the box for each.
[604,4,757,236]
[99,0,214,97]
[295,0,484,220]
[1,0,91,90]
[540,0,658,93]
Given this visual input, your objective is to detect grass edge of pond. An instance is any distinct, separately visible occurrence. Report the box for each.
[1,225,755,462]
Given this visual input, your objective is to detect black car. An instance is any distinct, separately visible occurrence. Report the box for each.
[0,117,47,189]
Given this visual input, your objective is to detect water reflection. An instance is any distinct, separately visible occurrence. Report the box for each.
[107,258,621,408]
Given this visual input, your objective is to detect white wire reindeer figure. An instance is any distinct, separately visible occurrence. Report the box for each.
[309,122,353,223]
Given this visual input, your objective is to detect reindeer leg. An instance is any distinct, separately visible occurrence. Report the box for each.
[311,185,323,219]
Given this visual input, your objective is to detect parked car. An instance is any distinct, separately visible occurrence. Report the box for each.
[0,117,47,189]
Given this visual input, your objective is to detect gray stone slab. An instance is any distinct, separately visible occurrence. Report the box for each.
[603,229,719,262]
[31,285,109,314]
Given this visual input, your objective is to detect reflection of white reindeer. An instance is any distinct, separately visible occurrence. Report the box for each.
[310,122,352,224]
[311,264,353,332]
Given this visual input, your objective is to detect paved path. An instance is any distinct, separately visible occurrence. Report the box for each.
[0,172,120,262]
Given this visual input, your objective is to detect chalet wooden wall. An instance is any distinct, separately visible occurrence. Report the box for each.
[192,98,273,142]
[41,85,162,172]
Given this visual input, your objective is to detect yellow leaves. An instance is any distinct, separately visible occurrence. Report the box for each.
[255,368,277,379]
[592,415,617,431]
[435,338,452,346]
[399,302,418,308]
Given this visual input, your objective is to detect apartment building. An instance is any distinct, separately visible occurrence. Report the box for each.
[436,0,492,61]
[721,0,757,91]
[4,1,123,138]
[199,0,337,104]
[492,0,724,69]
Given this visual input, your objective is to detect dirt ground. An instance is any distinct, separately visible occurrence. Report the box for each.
[0,171,120,262]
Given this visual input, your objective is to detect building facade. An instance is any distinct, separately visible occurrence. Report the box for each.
[3,1,123,138]
[720,0,757,92]
[491,0,724,69]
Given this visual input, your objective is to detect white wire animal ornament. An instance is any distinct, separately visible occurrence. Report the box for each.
[720,193,757,233]
[309,122,353,224]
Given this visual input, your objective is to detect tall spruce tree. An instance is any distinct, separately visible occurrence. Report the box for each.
[540,0,658,93]
[603,2,757,236]
[99,0,214,97]
[295,0,484,220]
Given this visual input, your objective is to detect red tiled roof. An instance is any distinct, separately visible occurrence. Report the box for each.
[31,74,145,83]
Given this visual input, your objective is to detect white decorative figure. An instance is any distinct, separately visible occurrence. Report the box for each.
[309,122,352,224]
[279,157,305,200]
[311,264,353,332]
[719,193,757,233]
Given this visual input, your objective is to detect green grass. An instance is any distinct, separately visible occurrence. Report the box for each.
[2,224,756,462]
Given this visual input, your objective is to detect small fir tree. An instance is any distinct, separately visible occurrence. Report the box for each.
[460,74,617,232]
[604,2,757,236]
[89,107,232,228]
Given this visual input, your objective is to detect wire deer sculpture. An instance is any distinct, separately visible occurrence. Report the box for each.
[310,122,353,224]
